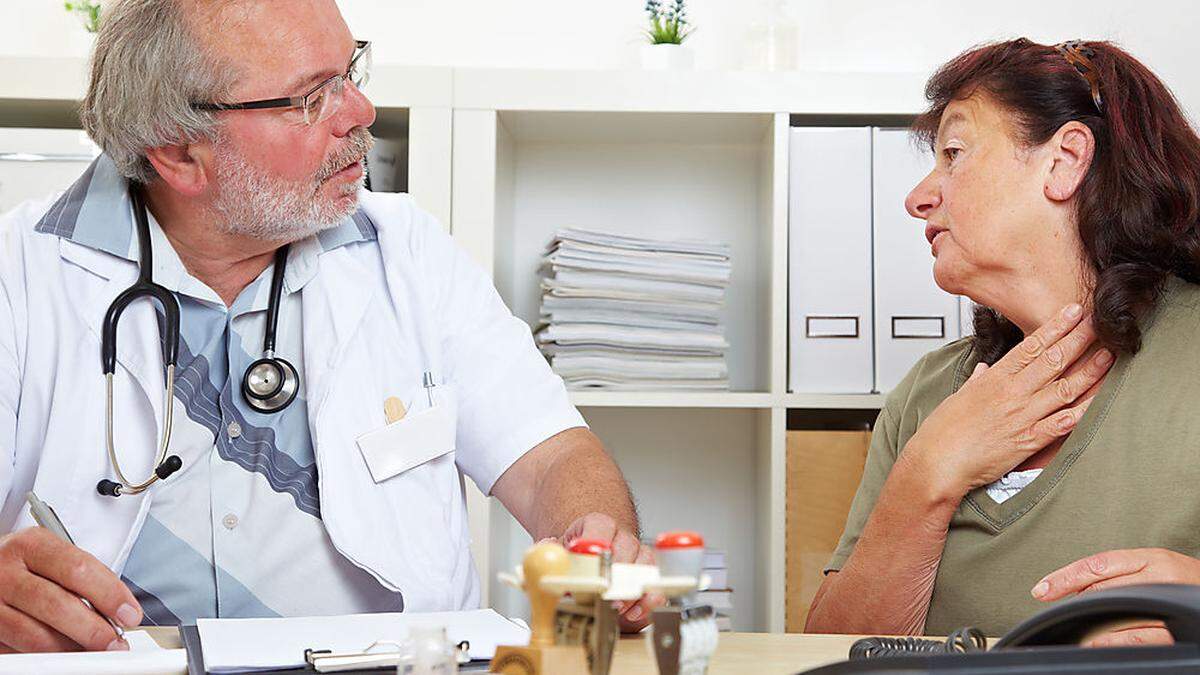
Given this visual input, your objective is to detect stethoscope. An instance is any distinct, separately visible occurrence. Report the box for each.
[96,186,299,497]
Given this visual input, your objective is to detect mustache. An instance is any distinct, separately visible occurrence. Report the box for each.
[317,127,375,181]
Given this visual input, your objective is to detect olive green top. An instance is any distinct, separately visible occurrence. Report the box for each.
[827,276,1200,636]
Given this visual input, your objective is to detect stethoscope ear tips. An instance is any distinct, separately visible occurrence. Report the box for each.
[96,479,123,497]
[156,455,183,480]
[97,455,182,498]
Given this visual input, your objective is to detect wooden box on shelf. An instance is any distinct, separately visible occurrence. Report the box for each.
[784,429,871,631]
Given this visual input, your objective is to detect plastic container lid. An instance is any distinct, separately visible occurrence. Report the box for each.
[567,538,611,555]
[655,531,704,549]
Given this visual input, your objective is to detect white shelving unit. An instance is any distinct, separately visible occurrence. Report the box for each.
[0,57,455,229]
[450,69,926,631]
[0,59,928,633]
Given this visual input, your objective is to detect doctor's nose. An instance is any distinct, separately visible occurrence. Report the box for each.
[331,82,377,136]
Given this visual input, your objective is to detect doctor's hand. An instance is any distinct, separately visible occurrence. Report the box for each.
[1031,548,1200,647]
[0,527,142,652]
[901,304,1111,500]
[559,512,665,633]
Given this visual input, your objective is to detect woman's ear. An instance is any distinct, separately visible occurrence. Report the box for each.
[144,142,213,198]
[1045,121,1095,202]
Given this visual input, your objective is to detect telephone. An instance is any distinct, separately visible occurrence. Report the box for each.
[801,584,1200,673]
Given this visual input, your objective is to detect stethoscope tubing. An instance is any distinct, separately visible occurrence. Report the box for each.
[103,368,176,495]
[98,187,296,497]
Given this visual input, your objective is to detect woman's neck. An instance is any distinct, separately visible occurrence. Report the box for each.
[974,262,1093,336]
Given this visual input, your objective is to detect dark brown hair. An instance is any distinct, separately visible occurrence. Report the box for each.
[912,38,1200,364]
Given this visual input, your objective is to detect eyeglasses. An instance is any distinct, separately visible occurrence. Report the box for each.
[1054,40,1104,115]
[192,40,371,126]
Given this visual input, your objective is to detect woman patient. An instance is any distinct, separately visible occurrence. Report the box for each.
[806,38,1200,646]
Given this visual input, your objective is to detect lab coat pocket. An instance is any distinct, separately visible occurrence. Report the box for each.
[355,393,457,483]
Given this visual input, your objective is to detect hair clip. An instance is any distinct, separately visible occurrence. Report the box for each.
[1055,40,1104,113]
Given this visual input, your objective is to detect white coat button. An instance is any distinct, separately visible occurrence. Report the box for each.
[227,421,242,439]
[222,513,239,530]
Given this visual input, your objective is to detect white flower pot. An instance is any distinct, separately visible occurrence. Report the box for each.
[640,43,694,71]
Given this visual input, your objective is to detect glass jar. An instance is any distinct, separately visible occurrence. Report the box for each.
[396,625,458,675]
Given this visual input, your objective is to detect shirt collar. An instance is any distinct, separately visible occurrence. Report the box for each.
[34,154,379,298]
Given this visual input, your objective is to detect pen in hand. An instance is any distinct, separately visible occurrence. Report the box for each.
[25,492,126,640]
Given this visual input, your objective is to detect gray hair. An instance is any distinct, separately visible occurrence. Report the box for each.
[80,0,237,184]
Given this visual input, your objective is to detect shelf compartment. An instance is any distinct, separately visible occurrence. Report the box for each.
[455,109,782,392]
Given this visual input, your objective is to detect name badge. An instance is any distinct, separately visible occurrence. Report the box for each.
[355,395,457,483]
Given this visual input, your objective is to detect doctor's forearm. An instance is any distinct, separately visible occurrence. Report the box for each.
[492,427,639,541]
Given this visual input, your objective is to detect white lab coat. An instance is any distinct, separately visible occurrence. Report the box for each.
[0,190,584,612]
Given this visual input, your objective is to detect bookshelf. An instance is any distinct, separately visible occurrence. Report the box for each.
[0,59,929,632]
[450,69,927,631]
[0,57,454,228]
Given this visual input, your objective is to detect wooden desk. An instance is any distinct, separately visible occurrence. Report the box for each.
[145,627,859,673]
[612,632,855,673]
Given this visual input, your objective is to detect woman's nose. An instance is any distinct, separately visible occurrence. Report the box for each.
[905,172,941,219]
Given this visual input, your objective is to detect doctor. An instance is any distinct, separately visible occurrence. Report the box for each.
[0,0,655,653]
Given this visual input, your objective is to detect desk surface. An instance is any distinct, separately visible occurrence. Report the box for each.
[612,632,854,673]
[145,627,856,673]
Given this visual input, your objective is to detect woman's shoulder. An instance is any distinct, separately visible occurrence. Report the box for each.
[880,336,979,425]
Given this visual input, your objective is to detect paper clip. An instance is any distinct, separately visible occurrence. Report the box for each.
[304,639,473,672]
[304,641,404,672]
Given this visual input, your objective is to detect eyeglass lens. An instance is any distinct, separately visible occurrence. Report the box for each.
[305,44,371,126]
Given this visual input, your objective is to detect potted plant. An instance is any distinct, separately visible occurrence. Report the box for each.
[65,0,102,33]
[641,0,695,70]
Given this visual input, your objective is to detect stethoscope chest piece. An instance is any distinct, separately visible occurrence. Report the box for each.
[242,355,299,413]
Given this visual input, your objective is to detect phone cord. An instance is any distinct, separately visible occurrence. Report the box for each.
[849,626,988,659]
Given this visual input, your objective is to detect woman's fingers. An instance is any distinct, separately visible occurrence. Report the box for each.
[1084,624,1174,648]
[1018,313,1098,391]
[966,362,989,382]
[1031,347,1113,414]
[1025,394,1096,451]
[997,304,1085,376]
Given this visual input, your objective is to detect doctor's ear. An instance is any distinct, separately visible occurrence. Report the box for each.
[144,143,213,198]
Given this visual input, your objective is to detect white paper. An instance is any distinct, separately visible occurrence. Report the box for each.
[547,271,726,302]
[0,630,186,675]
[541,295,722,322]
[198,608,529,673]
[539,227,732,391]
[537,324,728,351]
[549,228,731,258]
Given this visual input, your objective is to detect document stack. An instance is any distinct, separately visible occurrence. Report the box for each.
[536,228,732,391]
[699,547,734,631]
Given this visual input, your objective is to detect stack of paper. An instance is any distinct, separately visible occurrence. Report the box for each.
[0,631,185,675]
[537,229,732,390]
[699,548,734,631]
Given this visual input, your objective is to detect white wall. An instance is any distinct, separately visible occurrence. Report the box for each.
[7,0,1199,113]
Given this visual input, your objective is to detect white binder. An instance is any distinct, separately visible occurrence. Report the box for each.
[788,127,874,393]
[960,296,976,337]
[871,128,961,392]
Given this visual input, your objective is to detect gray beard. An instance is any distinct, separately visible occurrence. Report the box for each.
[210,129,374,241]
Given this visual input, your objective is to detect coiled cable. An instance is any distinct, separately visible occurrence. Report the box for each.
[849,626,988,659]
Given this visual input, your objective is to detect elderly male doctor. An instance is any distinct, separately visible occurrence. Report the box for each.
[0,0,654,653]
